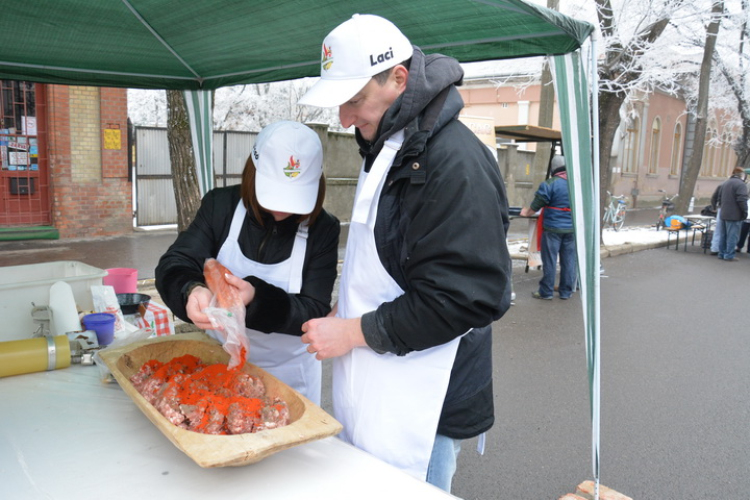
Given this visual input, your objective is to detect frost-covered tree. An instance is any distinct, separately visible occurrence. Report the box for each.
[593,0,688,219]
[129,80,341,132]
[128,88,167,127]
[676,1,725,214]
[129,79,343,228]
[707,0,750,170]
[165,90,202,231]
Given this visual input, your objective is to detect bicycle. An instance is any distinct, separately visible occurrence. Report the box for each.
[656,190,678,230]
[602,191,627,231]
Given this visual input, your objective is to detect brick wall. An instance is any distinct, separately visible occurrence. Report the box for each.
[47,85,132,238]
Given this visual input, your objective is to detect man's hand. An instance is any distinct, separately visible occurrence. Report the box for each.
[301,316,366,360]
[520,206,536,217]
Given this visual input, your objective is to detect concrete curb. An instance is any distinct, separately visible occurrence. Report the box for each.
[511,237,671,263]
[601,239,668,258]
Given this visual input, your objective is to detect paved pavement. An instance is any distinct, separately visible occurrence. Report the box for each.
[4,207,744,499]
[454,245,750,499]
[0,207,666,280]
[0,228,178,282]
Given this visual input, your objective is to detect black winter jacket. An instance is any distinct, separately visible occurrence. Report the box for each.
[357,48,512,439]
[155,186,340,335]
[718,174,749,221]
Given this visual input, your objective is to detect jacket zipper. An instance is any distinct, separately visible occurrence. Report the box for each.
[257,223,277,261]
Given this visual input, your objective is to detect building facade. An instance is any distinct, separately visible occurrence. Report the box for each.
[458,78,737,207]
[0,82,131,240]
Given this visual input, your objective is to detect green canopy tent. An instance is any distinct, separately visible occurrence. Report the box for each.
[0,0,602,495]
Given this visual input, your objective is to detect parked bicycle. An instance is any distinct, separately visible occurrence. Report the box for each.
[602,191,627,231]
[656,190,678,230]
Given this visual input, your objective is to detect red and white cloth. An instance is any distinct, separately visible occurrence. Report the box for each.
[132,301,174,336]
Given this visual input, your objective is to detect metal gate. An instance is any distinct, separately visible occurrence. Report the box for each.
[133,127,256,226]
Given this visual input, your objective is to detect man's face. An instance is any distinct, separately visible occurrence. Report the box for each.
[338,67,406,142]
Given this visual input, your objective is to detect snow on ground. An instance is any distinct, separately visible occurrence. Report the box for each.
[507,225,673,259]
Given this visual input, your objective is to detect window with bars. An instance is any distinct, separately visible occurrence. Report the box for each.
[0,80,48,226]
[1,80,38,172]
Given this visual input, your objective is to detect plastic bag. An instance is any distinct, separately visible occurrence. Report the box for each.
[204,303,247,369]
[92,325,152,383]
[203,258,250,369]
[90,285,140,340]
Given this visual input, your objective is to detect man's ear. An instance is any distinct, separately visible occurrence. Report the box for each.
[391,65,409,93]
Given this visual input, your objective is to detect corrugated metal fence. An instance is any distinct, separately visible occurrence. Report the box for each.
[134,127,257,226]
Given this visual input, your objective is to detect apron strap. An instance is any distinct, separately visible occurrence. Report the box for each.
[227,201,246,241]
[287,221,309,294]
[351,129,405,225]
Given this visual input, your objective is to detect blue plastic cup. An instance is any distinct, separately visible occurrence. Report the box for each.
[82,313,116,346]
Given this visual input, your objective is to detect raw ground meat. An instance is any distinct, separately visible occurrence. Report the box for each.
[128,354,290,435]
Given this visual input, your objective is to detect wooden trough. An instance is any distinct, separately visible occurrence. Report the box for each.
[98,333,342,468]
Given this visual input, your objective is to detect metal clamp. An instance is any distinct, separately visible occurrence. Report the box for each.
[46,335,57,371]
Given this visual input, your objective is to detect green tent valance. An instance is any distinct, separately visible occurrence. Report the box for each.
[0,0,592,90]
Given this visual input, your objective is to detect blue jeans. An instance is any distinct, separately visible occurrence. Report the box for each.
[719,219,742,259]
[540,230,577,298]
[426,434,462,492]
[710,209,723,253]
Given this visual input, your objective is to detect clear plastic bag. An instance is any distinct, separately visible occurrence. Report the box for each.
[93,326,153,382]
[204,301,249,370]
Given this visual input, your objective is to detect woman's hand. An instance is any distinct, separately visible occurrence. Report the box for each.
[186,285,215,330]
[224,273,256,306]
[186,274,255,330]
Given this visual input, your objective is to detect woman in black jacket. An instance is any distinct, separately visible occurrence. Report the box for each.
[155,121,340,404]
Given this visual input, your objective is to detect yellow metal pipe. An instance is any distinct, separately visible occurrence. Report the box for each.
[0,335,71,378]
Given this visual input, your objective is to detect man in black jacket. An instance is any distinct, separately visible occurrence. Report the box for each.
[298,14,511,493]
[717,166,749,261]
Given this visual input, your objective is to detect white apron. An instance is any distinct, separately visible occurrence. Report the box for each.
[212,201,322,405]
[334,129,461,480]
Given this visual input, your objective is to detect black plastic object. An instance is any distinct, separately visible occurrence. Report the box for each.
[116,293,151,315]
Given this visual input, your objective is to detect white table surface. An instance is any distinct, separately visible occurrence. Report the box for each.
[682,214,715,224]
[1,363,456,500]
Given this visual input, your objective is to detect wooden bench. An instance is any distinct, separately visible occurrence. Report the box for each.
[666,224,706,251]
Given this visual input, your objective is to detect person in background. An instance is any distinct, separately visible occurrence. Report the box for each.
[733,168,750,253]
[709,183,723,256]
[520,156,576,300]
[297,14,512,493]
[716,166,749,261]
[155,121,340,405]
[735,207,750,253]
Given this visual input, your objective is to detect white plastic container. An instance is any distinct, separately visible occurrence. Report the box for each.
[0,261,106,341]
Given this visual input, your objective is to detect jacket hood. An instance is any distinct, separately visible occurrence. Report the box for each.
[357,47,464,158]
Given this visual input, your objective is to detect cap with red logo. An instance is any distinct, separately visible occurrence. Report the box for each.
[298,14,413,108]
[253,121,323,215]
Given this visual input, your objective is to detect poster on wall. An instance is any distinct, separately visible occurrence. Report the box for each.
[22,116,37,136]
[9,151,29,165]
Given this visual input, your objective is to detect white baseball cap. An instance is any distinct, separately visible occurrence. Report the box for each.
[298,14,413,108]
[253,121,323,215]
